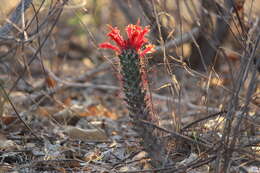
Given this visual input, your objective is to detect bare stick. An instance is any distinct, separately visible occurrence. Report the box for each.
[154,27,200,52]
[0,82,41,140]
[0,0,33,38]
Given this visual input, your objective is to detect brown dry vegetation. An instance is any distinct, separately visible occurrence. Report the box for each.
[0,0,259,172]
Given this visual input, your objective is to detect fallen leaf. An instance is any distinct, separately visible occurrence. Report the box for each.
[64,126,108,141]
[0,115,17,125]
[78,104,118,120]
[45,75,57,88]
[0,134,17,150]
[37,106,61,118]
[84,150,102,162]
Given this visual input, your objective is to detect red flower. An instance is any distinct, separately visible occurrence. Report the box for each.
[99,24,154,57]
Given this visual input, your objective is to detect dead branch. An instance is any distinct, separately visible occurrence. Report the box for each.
[0,0,33,38]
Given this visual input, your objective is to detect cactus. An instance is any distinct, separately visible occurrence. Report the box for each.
[119,49,149,121]
[100,23,170,167]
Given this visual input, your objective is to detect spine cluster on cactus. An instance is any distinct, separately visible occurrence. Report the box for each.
[99,23,170,167]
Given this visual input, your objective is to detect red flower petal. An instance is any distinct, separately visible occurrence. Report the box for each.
[135,27,149,50]
[139,44,155,57]
[100,23,155,56]
[99,42,121,53]
[107,25,125,48]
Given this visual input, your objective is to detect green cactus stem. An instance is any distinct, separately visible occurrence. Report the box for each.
[99,24,171,167]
